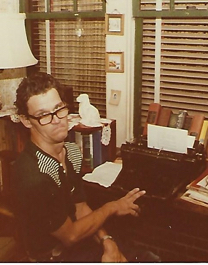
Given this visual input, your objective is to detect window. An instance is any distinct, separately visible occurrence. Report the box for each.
[133,0,208,135]
[25,0,106,117]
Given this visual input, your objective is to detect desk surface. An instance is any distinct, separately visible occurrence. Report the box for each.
[83,180,208,236]
[84,176,208,216]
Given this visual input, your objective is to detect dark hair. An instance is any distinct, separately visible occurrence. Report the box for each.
[15,72,65,116]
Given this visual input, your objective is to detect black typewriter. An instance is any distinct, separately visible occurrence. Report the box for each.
[112,137,206,200]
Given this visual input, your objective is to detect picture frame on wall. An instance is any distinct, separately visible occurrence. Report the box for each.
[105,14,124,36]
[106,52,124,73]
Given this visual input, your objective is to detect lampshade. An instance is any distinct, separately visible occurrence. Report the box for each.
[0,13,38,69]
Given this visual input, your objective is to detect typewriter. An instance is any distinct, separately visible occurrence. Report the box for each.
[112,137,206,200]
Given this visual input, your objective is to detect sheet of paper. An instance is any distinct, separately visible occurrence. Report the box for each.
[198,175,208,189]
[183,190,208,204]
[187,135,195,148]
[83,162,122,187]
[148,124,188,154]
[181,190,208,207]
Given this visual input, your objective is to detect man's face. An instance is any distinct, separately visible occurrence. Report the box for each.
[26,88,68,144]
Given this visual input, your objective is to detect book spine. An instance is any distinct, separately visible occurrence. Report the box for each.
[157,107,172,127]
[75,131,83,153]
[189,114,204,140]
[92,129,103,168]
[82,134,93,173]
[143,103,161,135]
[101,120,117,163]
[168,113,178,128]
[182,115,193,132]
[176,110,188,129]
[107,119,116,162]
[89,134,94,169]
[199,120,208,148]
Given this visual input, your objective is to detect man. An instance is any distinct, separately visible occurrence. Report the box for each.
[11,72,159,262]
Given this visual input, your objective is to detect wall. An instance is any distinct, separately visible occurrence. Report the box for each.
[106,0,135,148]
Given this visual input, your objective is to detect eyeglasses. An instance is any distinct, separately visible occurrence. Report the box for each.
[28,105,69,125]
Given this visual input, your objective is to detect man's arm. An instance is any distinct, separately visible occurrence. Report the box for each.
[75,201,112,243]
[51,188,145,248]
[75,201,128,262]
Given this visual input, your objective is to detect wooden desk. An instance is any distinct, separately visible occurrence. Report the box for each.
[83,181,208,262]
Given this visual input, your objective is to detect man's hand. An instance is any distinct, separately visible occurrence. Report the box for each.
[113,188,146,217]
[101,239,127,262]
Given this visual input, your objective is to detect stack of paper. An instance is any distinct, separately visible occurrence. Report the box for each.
[180,168,208,207]
[83,162,122,187]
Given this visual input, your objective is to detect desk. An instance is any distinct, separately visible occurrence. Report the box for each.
[84,181,208,262]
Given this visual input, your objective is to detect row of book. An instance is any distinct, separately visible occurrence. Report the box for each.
[143,103,208,149]
[68,120,116,173]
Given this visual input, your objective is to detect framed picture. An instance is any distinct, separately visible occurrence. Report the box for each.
[105,14,124,36]
[106,52,124,73]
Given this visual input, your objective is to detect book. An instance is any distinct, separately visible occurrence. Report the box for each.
[176,110,187,129]
[92,129,103,168]
[157,107,172,127]
[143,103,161,135]
[75,131,83,154]
[183,115,193,132]
[82,134,93,173]
[168,113,178,128]
[199,120,208,148]
[189,114,204,140]
[168,110,187,129]
[186,167,208,195]
[89,134,93,169]
[101,120,117,163]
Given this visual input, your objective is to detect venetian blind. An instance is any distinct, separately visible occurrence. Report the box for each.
[140,19,156,125]
[174,0,208,10]
[140,0,169,10]
[29,0,104,12]
[139,1,208,127]
[29,0,106,117]
[160,19,208,118]
[140,0,208,10]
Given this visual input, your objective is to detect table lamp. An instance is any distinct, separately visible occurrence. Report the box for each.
[0,13,38,71]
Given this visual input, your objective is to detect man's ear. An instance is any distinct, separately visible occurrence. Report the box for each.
[19,115,32,129]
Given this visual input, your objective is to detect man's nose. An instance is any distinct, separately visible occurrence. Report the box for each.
[51,113,60,123]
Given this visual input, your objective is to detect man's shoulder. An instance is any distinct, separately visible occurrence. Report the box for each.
[14,141,37,165]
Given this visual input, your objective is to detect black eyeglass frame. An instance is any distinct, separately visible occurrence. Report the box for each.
[27,105,69,125]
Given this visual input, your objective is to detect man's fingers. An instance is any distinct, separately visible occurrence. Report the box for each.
[125,187,140,196]
[130,208,139,217]
[132,204,140,212]
[126,188,146,199]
